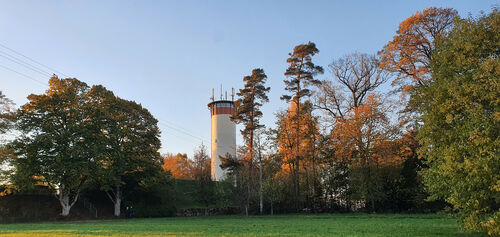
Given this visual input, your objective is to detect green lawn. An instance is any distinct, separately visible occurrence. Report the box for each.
[0,214,484,237]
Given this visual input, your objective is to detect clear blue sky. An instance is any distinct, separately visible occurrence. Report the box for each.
[0,1,496,156]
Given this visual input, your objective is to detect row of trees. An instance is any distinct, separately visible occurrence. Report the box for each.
[0,6,497,235]
[1,77,168,217]
[161,7,498,235]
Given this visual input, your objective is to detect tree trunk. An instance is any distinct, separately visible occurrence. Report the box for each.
[259,153,263,215]
[246,179,250,216]
[61,203,71,216]
[57,184,80,217]
[114,198,121,217]
[60,192,71,217]
[295,84,301,210]
[106,186,122,217]
[114,187,121,217]
[271,202,273,216]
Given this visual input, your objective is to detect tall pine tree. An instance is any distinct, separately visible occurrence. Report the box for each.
[281,42,323,205]
[232,68,270,214]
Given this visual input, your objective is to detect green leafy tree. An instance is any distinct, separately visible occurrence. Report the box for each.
[281,42,323,203]
[12,77,97,216]
[88,85,162,217]
[232,68,270,214]
[417,9,499,235]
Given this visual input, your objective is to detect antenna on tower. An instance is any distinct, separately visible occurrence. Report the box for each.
[211,88,214,102]
[225,91,227,100]
[231,88,235,101]
[220,84,223,100]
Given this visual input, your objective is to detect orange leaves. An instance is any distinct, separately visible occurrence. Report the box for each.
[329,94,403,168]
[379,7,458,87]
[162,153,194,180]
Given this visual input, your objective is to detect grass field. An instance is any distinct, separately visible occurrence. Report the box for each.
[0,214,484,237]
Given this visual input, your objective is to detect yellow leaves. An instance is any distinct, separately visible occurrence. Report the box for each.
[445,113,453,123]
[483,212,500,236]
[493,179,500,192]
[493,112,500,122]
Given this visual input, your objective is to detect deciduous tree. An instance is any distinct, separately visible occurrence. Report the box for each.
[0,91,15,184]
[417,9,499,235]
[0,91,14,134]
[379,7,457,89]
[274,101,319,209]
[13,77,96,216]
[89,85,162,217]
[317,53,388,118]
[192,143,215,213]
[162,153,194,179]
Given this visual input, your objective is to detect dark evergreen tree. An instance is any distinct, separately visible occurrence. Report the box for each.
[232,68,270,214]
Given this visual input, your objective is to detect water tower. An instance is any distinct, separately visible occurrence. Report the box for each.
[207,87,236,181]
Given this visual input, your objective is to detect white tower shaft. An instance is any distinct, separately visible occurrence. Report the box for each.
[208,100,236,181]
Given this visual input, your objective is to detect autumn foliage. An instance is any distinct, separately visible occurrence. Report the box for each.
[162,153,194,180]
[379,7,457,89]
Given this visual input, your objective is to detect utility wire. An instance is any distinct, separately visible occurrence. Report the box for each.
[160,118,206,139]
[158,120,209,144]
[0,50,52,77]
[162,129,197,144]
[0,63,48,86]
[0,42,69,78]
[0,42,212,148]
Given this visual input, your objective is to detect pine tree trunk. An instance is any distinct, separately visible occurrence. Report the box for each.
[259,153,263,215]
[295,83,301,210]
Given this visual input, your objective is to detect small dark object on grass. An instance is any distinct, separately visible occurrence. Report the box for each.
[125,206,134,219]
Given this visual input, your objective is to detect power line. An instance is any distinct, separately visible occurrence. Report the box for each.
[0,63,48,86]
[160,118,203,137]
[162,129,198,144]
[0,50,52,77]
[0,42,69,78]
[158,120,209,144]
[0,42,212,149]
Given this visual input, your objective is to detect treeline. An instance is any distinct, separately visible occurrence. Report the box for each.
[163,7,499,235]
[0,6,498,236]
